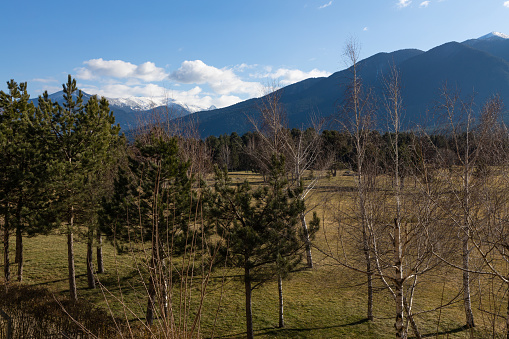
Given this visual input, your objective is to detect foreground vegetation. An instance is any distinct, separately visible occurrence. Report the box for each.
[1,171,500,338]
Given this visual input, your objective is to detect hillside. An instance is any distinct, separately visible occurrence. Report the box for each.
[179,33,509,137]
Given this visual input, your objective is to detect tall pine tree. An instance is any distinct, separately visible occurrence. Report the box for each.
[209,155,313,339]
[100,133,207,325]
[0,80,55,282]
[39,75,120,299]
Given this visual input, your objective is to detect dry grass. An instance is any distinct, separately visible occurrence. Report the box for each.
[0,170,506,338]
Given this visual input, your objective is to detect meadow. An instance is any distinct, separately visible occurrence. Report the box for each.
[1,170,503,338]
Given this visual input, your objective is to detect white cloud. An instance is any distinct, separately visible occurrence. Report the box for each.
[73,59,331,110]
[363,27,369,31]
[258,68,331,86]
[233,63,258,72]
[170,60,263,97]
[319,1,333,9]
[420,1,430,7]
[83,83,167,98]
[32,77,57,84]
[397,0,411,8]
[77,59,168,82]
[82,82,243,109]
[504,1,509,7]
[35,85,61,95]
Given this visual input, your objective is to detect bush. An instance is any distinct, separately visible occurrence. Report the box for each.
[0,284,122,338]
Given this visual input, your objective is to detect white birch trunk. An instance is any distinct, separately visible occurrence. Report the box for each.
[278,274,284,328]
[300,213,313,268]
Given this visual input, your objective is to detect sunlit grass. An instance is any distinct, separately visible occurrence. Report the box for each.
[0,169,505,337]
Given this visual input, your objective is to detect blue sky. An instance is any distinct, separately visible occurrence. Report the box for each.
[2,0,509,109]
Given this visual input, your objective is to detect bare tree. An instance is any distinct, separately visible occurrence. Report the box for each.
[438,95,509,336]
[338,38,378,321]
[373,65,434,338]
[431,85,494,329]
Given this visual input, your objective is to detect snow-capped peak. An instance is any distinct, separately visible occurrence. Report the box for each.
[107,96,210,113]
[478,31,509,40]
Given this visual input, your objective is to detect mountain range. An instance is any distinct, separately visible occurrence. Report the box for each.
[37,32,509,137]
[30,91,215,130]
[178,31,509,137]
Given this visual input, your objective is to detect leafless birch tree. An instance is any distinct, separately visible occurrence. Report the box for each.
[337,38,378,321]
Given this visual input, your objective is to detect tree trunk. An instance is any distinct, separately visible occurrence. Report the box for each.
[366,266,373,321]
[358,168,374,321]
[86,229,95,289]
[462,235,475,328]
[146,256,156,326]
[3,214,10,283]
[278,274,284,328]
[15,226,22,282]
[161,260,169,321]
[362,223,374,321]
[395,279,406,339]
[14,231,20,263]
[506,280,509,339]
[245,265,254,339]
[162,275,169,320]
[68,208,77,301]
[96,231,104,274]
[404,297,422,339]
[462,159,475,329]
[394,219,406,339]
[300,213,313,268]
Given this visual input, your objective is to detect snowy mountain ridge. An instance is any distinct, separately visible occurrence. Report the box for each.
[478,31,509,40]
[107,96,214,113]
[39,91,214,114]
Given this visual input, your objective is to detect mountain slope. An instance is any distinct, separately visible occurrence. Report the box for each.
[463,32,509,62]
[399,41,509,123]
[181,36,509,137]
[183,48,424,137]
[33,33,509,137]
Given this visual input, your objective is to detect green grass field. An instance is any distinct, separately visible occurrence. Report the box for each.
[1,171,505,338]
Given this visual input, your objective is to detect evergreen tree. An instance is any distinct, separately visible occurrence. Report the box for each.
[39,75,120,299]
[209,155,312,339]
[100,134,208,325]
[0,80,55,282]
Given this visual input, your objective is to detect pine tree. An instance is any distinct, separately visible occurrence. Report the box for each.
[100,133,207,325]
[39,75,120,299]
[0,80,55,282]
[209,155,311,339]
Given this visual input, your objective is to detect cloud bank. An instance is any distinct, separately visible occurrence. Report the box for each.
[77,59,168,82]
[169,60,263,97]
[259,68,331,85]
[75,58,331,109]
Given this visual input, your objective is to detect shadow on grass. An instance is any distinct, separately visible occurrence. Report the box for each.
[414,325,470,338]
[213,321,471,339]
[32,273,87,286]
[212,318,369,338]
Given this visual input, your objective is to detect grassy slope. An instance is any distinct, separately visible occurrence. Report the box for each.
[1,171,504,338]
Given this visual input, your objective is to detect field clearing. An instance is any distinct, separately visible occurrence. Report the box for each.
[1,170,506,338]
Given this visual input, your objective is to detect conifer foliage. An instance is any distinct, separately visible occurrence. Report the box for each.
[0,80,55,283]
[100,133,208,326]
[38,75,121,299]
[209,155,317,339]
